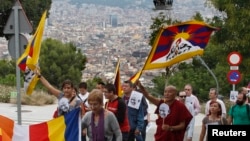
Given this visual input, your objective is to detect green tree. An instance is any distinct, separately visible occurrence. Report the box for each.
[151,74,166,97]
[208,0,250,84]
[86,77,104,91]
[0,60,16,86]
[196,0,250,97]
[38,38,87,89]
[0,60,15,77]
[0,0,52,39]
[149,12,180,46]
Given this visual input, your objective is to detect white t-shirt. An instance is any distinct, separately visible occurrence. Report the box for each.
[78,92,89,107]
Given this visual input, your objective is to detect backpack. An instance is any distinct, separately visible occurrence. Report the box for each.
[141,96,148,116]
[231,104,250,120]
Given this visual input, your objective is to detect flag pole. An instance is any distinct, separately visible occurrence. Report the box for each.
[196,56,219,93]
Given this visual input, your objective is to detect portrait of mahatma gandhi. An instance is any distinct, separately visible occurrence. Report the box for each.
[130,96,137,105]
[159,103,170,118]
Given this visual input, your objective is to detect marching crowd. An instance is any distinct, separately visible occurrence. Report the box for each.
[35,69,250,141]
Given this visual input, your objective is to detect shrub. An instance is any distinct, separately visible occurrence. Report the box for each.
[19,91,56,106]
[0,85,56,105]
[0,85,15,103]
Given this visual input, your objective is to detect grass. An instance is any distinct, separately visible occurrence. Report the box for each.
[0,85,56,106]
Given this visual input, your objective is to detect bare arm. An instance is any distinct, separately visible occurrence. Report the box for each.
[135,80,160,106]
[39,76,61,97]
[199,122,206,141]
[35,69,61,97]
[227,115,233,125]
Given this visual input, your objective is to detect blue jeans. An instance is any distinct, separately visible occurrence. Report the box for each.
[81,135,86,141]
[128,130,143,141]
[122,132,129,141]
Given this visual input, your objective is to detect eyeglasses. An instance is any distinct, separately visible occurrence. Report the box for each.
[179,96,186,98]
[184,89,191,91]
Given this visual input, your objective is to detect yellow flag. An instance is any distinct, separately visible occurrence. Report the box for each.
[129,69,143,84]
[17,11,47,95]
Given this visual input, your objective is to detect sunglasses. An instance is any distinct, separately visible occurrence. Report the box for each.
[179,96,186,98]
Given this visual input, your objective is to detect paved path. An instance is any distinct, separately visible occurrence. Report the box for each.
[0,103,205,141]
[0,103,57,124]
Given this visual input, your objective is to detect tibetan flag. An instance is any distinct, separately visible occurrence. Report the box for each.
[143,21,218,70]
[16,11,47,95]
[114,59,122,97]
[129,69,143,84]
[0,108,81,141]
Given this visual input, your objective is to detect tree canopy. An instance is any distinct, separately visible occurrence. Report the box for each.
[38,38,87,89]
[0,38,87,91]
[0,0,52,39]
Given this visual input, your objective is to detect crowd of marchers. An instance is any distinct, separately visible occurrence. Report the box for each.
[34,69,250,141]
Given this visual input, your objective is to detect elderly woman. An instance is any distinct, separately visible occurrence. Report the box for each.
[82,89,122,141]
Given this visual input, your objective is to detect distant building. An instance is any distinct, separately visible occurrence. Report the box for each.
[47,18,53,26]
[102,21,106,30]
[110,15,118,27]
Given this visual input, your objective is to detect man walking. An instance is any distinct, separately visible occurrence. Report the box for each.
[184,84,201,116]
[104,84,130,141]
[205,88,226,117]
[228,89,250,125]
[122,80,144,141]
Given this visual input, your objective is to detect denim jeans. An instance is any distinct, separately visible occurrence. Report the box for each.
[128,130,143,141]
[81,135,86,141]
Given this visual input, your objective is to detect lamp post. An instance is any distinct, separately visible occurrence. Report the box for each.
[196,56,219,93]
[153,0,173,24]
[153,0,173,10]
